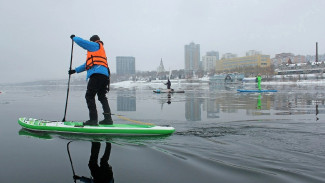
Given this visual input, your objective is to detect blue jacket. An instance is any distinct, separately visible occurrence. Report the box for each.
[72,36,109,80]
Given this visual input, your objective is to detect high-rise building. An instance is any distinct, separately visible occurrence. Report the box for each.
[184,42,200,72]
[202,56,217,72]
[202,51,219,72]
[116,56,135,75]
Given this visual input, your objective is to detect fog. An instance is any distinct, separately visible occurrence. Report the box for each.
[1,0,324,83]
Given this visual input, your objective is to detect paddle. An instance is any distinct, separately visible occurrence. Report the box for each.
[62,39,74,122]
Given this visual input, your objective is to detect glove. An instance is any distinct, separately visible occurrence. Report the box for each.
[68,69,76,75]
[70,34,75,39]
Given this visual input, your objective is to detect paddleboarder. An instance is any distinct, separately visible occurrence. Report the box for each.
[256,74,262,90]
[69,35,113,126]
[164,78,171,92]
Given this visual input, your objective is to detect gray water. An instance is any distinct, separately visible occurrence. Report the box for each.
[0,83,325,183]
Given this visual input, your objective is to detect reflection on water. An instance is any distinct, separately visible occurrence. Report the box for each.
[18,128,173,144]
[185,93,202,121]
[257,94,262,109]
[117,90,136,111]
[5,84,323,121]
[68,141,114,183]
[316,104,319,121]
[18,129,174,182]
[206,98,220,119]
[167,93,171,104]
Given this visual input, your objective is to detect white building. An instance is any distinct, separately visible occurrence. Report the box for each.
[202,55,217,72]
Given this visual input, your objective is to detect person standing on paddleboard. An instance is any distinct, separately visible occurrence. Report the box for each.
[256,73,262,91]
[68,35,113,126]
[165,78,171,92]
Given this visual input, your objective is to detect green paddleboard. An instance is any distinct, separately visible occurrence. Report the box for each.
[18,118,175,136]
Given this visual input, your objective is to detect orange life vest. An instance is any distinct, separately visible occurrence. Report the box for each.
[86,41,108,70]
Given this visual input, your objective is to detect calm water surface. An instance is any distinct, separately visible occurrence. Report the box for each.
[0,83,324,182]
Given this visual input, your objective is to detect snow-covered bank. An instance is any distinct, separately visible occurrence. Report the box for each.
[263,79,325,86]
[111,77,325,90]
[111,80,161,89]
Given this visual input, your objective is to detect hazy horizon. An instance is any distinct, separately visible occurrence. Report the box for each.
[1,0,324,83]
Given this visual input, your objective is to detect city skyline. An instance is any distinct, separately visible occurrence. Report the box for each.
[1,0,324,83]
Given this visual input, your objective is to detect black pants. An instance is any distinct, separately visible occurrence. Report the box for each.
[86,74,111,121]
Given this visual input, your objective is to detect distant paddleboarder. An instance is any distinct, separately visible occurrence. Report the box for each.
[256,74,262,90]
[69,34,113,126]
[164,79,171,92]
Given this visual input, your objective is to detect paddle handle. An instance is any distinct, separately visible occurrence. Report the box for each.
[62,39,74,122]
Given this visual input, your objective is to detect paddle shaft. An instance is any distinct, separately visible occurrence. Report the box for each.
[63,40,74,122]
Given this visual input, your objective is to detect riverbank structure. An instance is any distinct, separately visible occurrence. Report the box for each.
[216,53,271,72]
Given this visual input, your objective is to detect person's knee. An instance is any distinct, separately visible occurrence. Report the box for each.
[85,92,96,102]
[97,90,107,100]
[98,95,107,103]
[85,93,91,100]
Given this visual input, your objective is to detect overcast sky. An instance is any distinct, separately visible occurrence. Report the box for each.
[1,0,324,83]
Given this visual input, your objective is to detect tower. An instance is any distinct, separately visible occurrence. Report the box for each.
[157,58,165,73]
[184,42,200,73]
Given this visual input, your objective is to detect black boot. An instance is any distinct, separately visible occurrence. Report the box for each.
[83,119,98,126]
[84,109,98,126]
[99,113,113,125]
[84,113,98,126]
